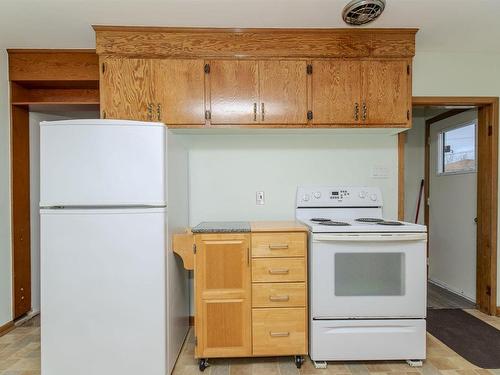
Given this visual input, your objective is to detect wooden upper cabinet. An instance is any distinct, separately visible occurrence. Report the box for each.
[195,233,251,358]
[362,60,411,126]
[312,60,362,125]
[259,60,308,124]
[100,57,156,121]
[209,60,259,125]
[154,59,205,125]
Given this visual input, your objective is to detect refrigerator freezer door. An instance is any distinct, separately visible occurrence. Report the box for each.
[41,207,167,375]
[40,120,166,207]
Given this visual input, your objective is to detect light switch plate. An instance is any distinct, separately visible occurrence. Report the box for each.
[256,191,265,205]
[371,165,389,178]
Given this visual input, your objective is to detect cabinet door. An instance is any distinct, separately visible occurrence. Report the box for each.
[362,60,410,126]
[100,57,155,121]
[259,60,308,124]
[209,60,259,124]
[195,233,251,358]
[154,59,206,125]
[311,60,362,125]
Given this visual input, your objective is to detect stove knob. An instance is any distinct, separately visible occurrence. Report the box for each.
[370,194,377,201]
[314,191,321,199]
[302,194,310,202]
[359,191,366,199]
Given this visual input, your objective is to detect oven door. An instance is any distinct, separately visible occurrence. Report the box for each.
[311,232,427,319]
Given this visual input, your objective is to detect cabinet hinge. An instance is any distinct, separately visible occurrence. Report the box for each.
[204,64,210,74]
[486,285,491,296]
[407,110,410,120]
[102,110,107,119]
[102,63,106,74]
[407,64,410,75]
[307,64,313,75]
[193,244,197,254]
[307,111,313,120]
[488,125,493,136]
[194,336,198,346]
[205,110,211,120]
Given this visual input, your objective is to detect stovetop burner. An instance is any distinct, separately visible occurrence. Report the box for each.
[355,217,384,223]
[377,221,404,226]
[318,221,351,226]
[310,218,332,222]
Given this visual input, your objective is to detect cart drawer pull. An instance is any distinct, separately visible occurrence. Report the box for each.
[270,331,290,337]
[268,268,289,275]
[269,244,289,250]
[269,295,290,302]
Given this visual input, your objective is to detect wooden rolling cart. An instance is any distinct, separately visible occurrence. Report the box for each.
[173,221,308,371]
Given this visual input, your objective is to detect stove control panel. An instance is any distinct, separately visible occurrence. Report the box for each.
[297,186,382,207]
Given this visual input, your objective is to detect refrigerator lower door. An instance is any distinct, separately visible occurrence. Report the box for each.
[41,208,167,375]
[40,120,166,207]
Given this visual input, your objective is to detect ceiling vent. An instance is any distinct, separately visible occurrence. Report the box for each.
[342,0,386,26]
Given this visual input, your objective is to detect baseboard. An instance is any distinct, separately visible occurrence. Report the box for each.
[14,309,40,327]
[428,278,476,303]
[0,321,15,337]
[189,315,194,326]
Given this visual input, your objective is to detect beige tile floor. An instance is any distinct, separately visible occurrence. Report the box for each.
[0,311,499,375]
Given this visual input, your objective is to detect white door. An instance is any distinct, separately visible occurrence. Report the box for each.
[311,233,427,319]
[41,207,167,375]
[40,120,166,207]
[429,110,477,301]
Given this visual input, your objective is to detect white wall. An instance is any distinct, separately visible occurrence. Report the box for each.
[404,110,426,224]
[0,50,12,327]
[187,134,399,225]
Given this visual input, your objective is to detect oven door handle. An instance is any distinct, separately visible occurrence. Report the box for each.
[313,233,427,242]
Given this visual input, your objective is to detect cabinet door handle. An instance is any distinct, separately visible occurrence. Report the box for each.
[362,101,367,121]
[268,268,289,275]
[261,102,265,121]
[269,244,289,250]
[270,331,290,337]
[269,295,290,302]
[157,103,162,122]
[147,103,153,121]
[253,103,257,122]
[354,102,359,121]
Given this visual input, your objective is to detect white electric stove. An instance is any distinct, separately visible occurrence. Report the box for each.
[296,187,427,368]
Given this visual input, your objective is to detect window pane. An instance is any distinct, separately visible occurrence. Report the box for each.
[442,123,476,173]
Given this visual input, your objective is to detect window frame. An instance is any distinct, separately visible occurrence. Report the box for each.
[437,120,478,176]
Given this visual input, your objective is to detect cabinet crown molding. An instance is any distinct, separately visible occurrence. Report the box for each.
[93,26,417,59]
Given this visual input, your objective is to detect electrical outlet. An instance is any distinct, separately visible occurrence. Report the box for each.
[371,165,389,178]
[256,191,265,205]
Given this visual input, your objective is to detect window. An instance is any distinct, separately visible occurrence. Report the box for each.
[438,122,477,175]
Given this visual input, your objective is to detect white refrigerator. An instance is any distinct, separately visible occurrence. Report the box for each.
[40,119,189,375]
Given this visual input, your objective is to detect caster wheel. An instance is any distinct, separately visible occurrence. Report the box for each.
[199,358,209,372]
[295,355,304,369]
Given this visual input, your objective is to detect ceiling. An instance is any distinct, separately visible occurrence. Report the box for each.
[1,0,499,53]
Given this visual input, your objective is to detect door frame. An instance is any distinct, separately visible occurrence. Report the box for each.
[399,96,498,315]
[8,49,99,320]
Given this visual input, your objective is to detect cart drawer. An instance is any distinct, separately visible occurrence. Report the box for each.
[252,308,307,355]
[252,258,306,283]
[252,232,306,258]
[252,283,306,308]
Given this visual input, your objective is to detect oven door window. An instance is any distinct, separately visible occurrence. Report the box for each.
[335,253,405,296]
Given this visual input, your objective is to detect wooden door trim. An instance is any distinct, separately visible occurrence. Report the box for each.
[0,321,15,337]
[8,49,100,320]
[399,96,498,315]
